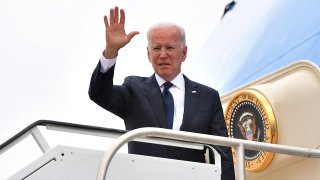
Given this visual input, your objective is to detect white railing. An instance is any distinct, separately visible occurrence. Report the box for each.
[2,121,320,180]
[96,127,320,180]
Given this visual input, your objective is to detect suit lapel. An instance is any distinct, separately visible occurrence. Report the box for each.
[180,76,200,131]
[144,75,167,128]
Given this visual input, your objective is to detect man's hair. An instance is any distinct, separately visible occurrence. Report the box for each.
[147,22,186,47]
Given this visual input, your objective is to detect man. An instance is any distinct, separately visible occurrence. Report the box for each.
[89,6,235,180]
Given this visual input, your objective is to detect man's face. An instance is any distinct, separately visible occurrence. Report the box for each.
[147,27,187,81]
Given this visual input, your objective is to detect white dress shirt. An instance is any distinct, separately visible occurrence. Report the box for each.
[99,56,185,130]
[154,73,185,130]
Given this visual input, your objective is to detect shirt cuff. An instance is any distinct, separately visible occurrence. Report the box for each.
[99,54,117,73]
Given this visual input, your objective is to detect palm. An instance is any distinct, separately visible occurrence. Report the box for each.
[106,22,129,50]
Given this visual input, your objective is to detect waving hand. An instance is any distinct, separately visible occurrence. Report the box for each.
[103,6,139,58]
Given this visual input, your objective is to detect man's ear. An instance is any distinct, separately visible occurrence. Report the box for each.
[147,47,151,62]
[182,46,188,62]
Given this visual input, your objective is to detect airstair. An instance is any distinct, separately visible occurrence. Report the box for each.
[1,120,320,180]
[0,120,222,180]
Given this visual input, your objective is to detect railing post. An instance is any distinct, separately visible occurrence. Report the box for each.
[31,127,50,153]
[236,143,246,180]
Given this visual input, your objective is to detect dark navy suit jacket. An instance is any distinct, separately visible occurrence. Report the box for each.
[89,63,235,180]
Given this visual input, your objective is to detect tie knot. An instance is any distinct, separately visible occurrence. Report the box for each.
[163,82,173,91]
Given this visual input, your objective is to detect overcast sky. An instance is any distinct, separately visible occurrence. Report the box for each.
[0,0,230,177]
[0,0,228,139]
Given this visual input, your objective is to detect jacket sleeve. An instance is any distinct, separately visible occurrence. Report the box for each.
[88,62,129,118]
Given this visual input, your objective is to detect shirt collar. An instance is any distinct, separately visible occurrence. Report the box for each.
[155,72,185,90]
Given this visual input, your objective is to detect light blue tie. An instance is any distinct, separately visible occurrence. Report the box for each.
[162,82,174,129]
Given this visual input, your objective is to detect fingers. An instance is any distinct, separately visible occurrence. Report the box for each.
[109,6,119,24]
[114,6,119,24]
[108,6,125,25]
[104,15,109,28]
[109,8,114,24]
[120,8,125,24]
[104,6,139,42]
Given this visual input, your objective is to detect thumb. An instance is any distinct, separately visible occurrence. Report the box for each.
[127,31,140,41]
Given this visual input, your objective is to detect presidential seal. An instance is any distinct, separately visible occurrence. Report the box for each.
[224,89,278,171]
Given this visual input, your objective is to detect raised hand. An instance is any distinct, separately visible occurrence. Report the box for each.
[103,6,139,58]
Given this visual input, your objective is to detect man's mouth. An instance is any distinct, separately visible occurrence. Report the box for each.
[159,63,170,66]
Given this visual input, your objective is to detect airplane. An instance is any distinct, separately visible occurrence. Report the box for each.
[1,0,320,179]
[192,0,320,94]
[205,0,320,179]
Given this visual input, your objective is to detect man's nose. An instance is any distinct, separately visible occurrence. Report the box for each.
[159,48,168,58]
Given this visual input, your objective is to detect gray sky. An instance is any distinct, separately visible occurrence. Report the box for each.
[0,0,228,178]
